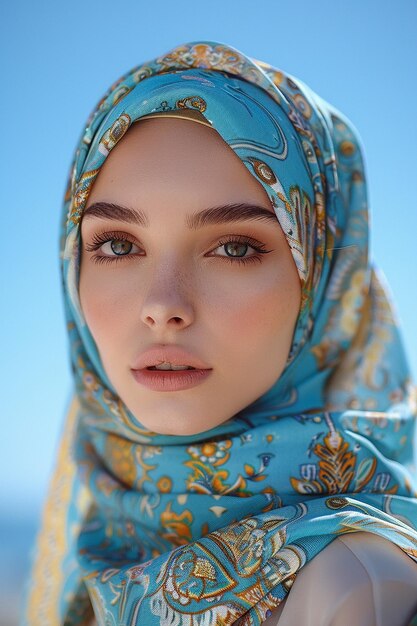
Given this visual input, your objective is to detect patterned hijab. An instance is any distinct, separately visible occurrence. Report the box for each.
[23,40,417,626]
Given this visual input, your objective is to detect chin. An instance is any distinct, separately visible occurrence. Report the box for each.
[135,411,225,437]
[123,390,234,437]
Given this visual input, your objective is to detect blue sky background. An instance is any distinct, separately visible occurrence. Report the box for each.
[1,1,416,622]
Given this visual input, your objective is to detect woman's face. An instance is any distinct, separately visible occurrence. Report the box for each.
[79,118,301,435]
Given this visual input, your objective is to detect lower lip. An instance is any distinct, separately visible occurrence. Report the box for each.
[131,368,212,391]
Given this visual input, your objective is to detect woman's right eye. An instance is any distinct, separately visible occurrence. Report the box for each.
[83,231,143,264]
[101,239,139,256]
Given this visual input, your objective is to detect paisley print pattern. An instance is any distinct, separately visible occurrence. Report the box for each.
[22,40,417,625]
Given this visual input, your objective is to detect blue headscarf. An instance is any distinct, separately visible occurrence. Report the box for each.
[23,40,417,625]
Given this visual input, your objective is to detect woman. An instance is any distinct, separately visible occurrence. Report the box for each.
[22,40,417,625]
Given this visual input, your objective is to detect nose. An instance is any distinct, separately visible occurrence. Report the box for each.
[140,263,195,331]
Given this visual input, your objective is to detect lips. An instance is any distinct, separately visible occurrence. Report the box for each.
[131,345,212,371]
[131,366,212,392]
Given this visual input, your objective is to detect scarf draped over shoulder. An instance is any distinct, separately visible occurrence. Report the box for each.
[22,40,417,626]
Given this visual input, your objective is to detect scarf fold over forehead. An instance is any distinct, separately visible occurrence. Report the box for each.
[23,40,417,626]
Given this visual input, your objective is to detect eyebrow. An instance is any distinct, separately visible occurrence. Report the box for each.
[81,201,278,230]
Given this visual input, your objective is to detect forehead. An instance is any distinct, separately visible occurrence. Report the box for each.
[90,115,247,168]
[84,117,273,208]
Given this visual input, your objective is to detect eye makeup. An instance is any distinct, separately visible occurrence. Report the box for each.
[83,230,273,267]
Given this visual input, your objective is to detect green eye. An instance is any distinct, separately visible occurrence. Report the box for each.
[223,242,249,257]
[110,240,133,255]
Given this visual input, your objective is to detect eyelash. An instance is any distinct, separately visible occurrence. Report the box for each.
[83,230,273,267]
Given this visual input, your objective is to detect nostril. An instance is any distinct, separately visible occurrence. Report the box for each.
[142,312,192,327]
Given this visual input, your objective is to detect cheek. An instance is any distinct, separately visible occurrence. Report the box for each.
[208,264,301,362]
[204,264,300,408]
[78,265,130,353]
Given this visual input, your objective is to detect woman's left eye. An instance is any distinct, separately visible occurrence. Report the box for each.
[210,235,273,265]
